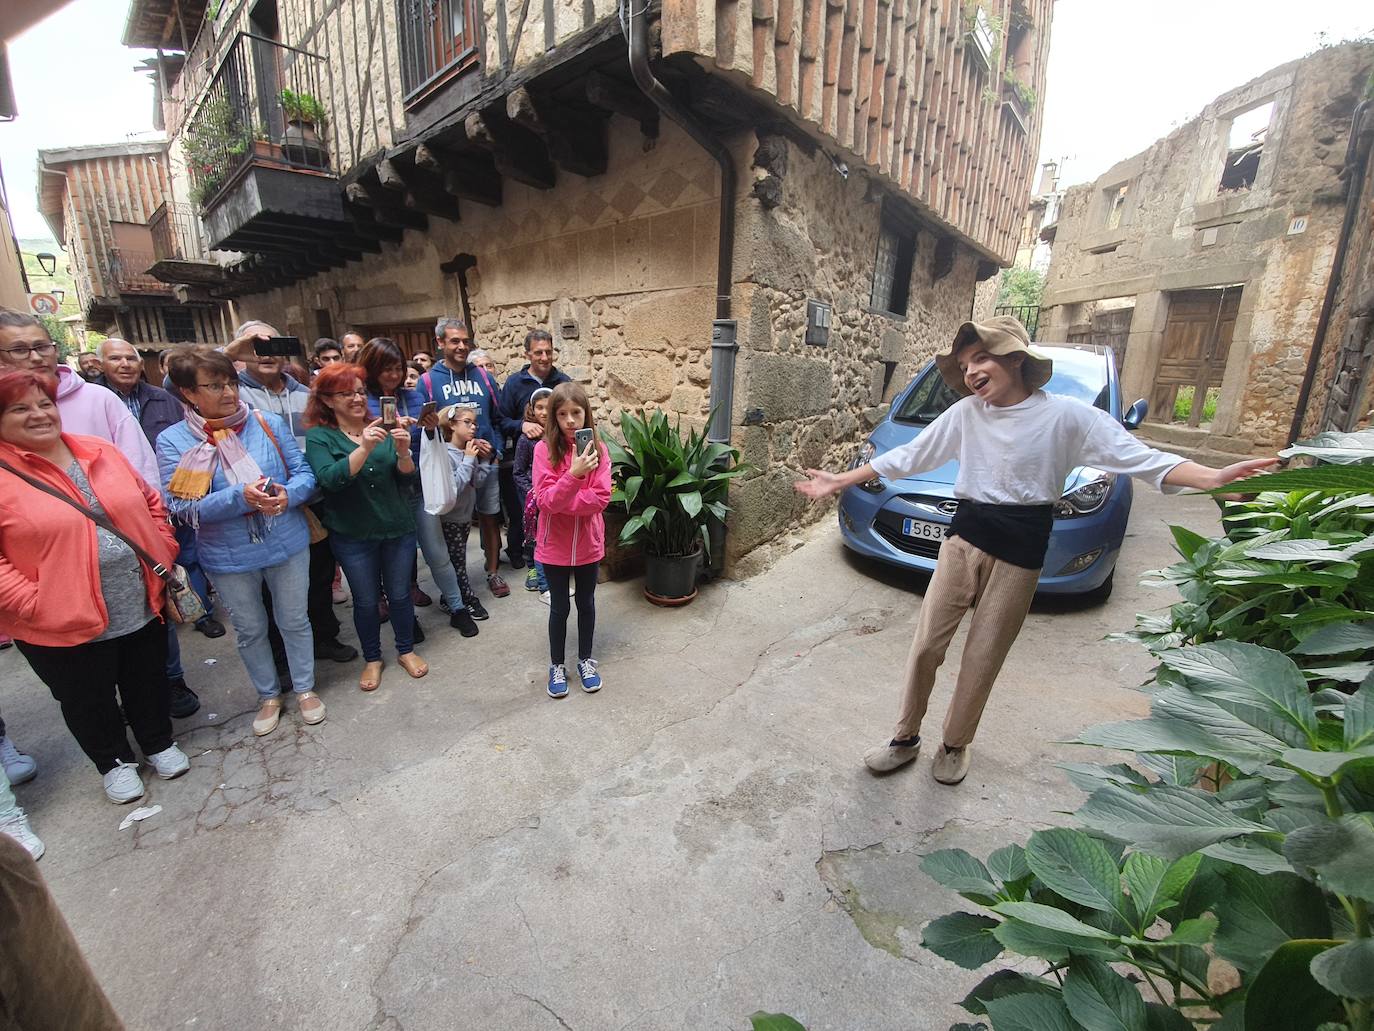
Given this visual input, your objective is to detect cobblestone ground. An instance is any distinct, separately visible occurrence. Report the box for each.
[0,488,1218,1030]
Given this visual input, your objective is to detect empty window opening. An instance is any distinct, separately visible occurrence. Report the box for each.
[871,212,917,317]
[1105,183,1129,230]
[1219,102,1273,192]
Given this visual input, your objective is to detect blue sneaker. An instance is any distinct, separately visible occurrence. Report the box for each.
[547,664,569,699]
[576,658,602,693]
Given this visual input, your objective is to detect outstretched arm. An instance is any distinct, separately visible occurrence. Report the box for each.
[794,465,880,500]
[1162,457,1278,492]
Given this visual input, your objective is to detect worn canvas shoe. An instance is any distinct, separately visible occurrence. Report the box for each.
[576,658,602,693]
[0,735,37,785]
[932,744,972,785]
[525,569,540,592]
[0,810,44,860]
[411,583,433,607]
[547,664,569,699]
[146,744,190,780]
[487,572,510,598]
[863,737,921,774]
[103,760,145,804]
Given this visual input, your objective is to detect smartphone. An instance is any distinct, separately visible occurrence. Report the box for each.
[253,336,302,357]
[419,401,437,421]
[574,427,596,456]
[380,396,398,429]
[259,476,275,494]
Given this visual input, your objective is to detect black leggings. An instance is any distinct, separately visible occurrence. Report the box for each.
[544,562,598,665]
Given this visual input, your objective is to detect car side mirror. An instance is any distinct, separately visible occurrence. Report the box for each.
[1122,398,1148,430]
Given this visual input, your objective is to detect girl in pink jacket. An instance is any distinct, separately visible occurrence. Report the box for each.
[531,382,612,698]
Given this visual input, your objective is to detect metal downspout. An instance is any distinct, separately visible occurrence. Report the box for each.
[1288,98,1371,443]
[623,0,739,572]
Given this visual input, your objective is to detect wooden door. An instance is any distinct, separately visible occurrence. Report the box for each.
[1152,288,1241,427]
[361,322,436,361]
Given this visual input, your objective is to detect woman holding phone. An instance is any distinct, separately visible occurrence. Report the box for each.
[158,347,323,737]
[357,338,474,635]
[305,362,428,692]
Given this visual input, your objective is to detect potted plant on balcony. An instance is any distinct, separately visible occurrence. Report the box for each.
[1001,70,1035,132]
[605,408,748,606]
[279,88,329,168]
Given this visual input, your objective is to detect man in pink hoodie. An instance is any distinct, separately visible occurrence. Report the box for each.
[0,309,165,788]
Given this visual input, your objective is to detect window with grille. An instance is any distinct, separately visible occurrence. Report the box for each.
[162,307,197,343]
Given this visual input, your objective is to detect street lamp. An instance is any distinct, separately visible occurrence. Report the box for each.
[36,252,57,276]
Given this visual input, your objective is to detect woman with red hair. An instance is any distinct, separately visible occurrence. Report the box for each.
[306,363,429,692]
[0,370,187,836]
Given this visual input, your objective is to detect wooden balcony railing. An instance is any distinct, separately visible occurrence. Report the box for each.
[149,202,210,262]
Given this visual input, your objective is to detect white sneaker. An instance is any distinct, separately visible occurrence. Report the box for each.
[102,760,145,804]
[0,735,37,785]
[0,810,44,860]
[146,744,190,780]
[538,591,551,606]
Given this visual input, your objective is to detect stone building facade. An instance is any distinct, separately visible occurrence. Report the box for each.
[1039,42,1373,455]
[123,0,1052,568]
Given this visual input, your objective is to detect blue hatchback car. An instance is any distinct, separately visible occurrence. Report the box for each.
[837,344,1148,601]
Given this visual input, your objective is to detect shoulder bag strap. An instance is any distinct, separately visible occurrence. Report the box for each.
[0,457,172,581]
[254,411,289,473]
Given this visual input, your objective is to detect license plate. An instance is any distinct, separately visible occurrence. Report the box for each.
[901,518,946,541]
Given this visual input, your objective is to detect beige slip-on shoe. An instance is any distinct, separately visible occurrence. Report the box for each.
[932,744,972,785]
[252,697,283,737]
[863,738,921,774]
[298,692,326,725]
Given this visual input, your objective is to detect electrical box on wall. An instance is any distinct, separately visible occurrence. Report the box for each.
[805,299,833,346]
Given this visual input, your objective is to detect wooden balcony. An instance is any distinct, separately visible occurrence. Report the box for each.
[147,202,227,287]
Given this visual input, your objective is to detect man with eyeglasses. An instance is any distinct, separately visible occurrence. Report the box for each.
[0,309,165,789]
[497,329,572,574]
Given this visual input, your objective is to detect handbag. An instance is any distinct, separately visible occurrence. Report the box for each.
[0,457,205,625]
[254,412,328,543]
[420,427,458,516]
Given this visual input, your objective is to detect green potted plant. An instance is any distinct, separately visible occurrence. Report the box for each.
[1001,69,1035,132]
[278,88,329,168]
[605,408,749,605]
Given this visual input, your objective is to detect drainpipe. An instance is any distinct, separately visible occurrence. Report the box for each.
[623,0,738,572]
[1288,98,1371,444]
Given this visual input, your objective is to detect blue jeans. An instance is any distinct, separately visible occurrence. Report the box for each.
[165,623,184,681]
[175,523,215,615]
[412,495,463,611]
[534,560,549,592]
[211,547,315,699]
[331,531,417,662]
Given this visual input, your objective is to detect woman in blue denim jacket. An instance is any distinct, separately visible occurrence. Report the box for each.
[156,347,323,738]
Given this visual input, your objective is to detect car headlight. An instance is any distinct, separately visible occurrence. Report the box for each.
[1054,468,1115,518]
[854,440,884,493]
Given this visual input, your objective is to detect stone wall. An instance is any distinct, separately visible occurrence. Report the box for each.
[1039,42,1373,452]
[725,133,979,568]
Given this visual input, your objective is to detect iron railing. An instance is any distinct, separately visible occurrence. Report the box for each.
[995,303,1040,340]
[149,202,211,262]
[182,32,331,210]
[399,0,480,102]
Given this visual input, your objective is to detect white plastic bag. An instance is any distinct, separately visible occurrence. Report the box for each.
[420,428,457,516]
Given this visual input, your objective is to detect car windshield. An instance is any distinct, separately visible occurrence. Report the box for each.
[892,348,1111,424]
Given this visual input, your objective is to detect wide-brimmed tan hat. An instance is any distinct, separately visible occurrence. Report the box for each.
[934,315,1053,396]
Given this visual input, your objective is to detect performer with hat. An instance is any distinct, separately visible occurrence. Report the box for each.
[794,316,1275,785]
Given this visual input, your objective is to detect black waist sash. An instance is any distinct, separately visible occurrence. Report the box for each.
[949,500,1054,570]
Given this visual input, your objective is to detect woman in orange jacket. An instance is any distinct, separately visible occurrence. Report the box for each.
[0,370,188,820]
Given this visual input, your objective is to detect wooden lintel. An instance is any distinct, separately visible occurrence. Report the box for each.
[506,86,608,178]
[585,71,660,137]
[464,109,556,190]
[376,158,407,192]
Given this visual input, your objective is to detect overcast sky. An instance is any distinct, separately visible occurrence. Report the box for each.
[1,0,1371,242]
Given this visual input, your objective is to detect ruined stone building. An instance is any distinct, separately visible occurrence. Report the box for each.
[119,0,1052,565]
[1039,42,1373,456]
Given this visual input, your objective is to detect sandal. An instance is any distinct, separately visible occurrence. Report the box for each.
[397,652,428,678]
[359,660,384,692]
[298,691,327,725]
[252,697,283,736]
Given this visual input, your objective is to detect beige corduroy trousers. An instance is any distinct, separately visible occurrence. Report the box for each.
[892,534,1041,748]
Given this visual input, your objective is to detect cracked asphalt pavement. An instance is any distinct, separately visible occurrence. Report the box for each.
[1,488,1218,1029]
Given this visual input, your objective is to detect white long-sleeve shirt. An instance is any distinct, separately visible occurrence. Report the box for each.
[868,391,1185,503]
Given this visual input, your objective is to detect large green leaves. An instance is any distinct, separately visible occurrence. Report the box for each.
[1061,957,1148,1031]
[959,970,1061,1016]
[1076,782,1268,859]
[921,849,1000,899]
[1242,939,1344,1031]
[1157,642,1318,745]
[1024,830,1134,931]
[1123,852,1201,929]
[920,911,1002,969]
[1211,867,1331,973]
[1309,938,1374,999]
[1218,464,1374,493]
[983,993,1083,1031]
[1283,814,1374,901]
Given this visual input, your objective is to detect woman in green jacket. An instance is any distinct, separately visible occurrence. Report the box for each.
[305,364,429,692]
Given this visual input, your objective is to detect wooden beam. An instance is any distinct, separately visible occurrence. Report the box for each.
[379,156,462,222]
[584,70,660,138]
[344,178,429,230]
[464,108,556,190]
[506,86,608,178]
[414,142,503,206]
